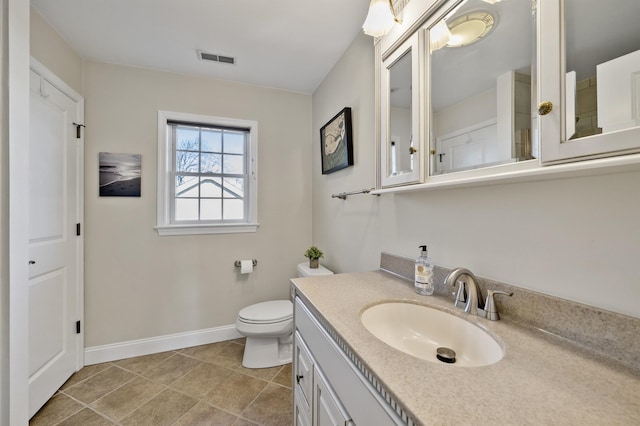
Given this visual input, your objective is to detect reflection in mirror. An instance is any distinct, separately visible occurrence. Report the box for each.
[564,0,640,141]
[388,49,413,176]
[428,0,536,175]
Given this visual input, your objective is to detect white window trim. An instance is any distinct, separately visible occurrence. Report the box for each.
[156,110,259,235]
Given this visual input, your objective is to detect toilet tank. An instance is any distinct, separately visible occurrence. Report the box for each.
[297,262,334,277]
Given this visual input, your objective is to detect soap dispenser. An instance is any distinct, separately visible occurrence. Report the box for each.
[415,245,434,295]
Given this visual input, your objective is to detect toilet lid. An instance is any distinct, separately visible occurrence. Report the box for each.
[238,300,293,323]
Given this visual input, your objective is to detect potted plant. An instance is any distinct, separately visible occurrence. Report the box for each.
[304,246,324,269]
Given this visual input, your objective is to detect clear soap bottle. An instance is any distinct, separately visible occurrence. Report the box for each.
[415,245,434,295]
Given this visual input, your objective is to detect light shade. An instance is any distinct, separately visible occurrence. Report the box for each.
[362,0,400,37]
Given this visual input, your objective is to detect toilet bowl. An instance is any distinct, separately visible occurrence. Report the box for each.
[236,262,334,368]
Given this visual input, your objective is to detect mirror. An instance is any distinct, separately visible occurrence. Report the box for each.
[564,0,640,140]
[389,50,413,176]
[427,0,536,175]
[380,33,421,188]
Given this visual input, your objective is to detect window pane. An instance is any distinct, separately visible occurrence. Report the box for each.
[176,150,200,173]
[223,178,244,198]
[202,129,222,152]
[175,198,199,220]
[176,175,199,197]
[224,132,245,154]
[201,153,222,173]
[223,154,243,174]
[224,199,244,220]
[176,127,200,151]
[201,199,222,220]
[200,177,222,197]
[167,117,253,228]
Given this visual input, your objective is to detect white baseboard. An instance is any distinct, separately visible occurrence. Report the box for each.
[84,324,243,365]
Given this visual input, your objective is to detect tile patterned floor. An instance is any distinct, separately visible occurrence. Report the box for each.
[30,339,293,426]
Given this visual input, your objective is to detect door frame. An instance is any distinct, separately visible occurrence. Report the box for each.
[7,0,31,424]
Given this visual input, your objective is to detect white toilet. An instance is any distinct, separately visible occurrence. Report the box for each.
[236,262,333,368]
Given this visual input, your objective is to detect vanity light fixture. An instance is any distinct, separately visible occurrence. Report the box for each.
[362,0,402,37]
[446,11,496,48]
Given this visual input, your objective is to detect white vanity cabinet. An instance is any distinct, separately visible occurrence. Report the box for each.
[294,333,352,426]
[293,297,405,426]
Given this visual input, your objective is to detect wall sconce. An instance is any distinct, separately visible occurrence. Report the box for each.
[362,0,402,37]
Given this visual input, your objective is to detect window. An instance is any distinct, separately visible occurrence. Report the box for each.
[156,111,258,235]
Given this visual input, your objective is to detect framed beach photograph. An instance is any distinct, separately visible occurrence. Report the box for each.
[320,107,353,174]
[99,152,142,197]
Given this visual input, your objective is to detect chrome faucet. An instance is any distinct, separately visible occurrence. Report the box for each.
[445,268,482,316]
[445,267,513,320]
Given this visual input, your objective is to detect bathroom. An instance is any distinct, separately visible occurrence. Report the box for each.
[3,0,640,424]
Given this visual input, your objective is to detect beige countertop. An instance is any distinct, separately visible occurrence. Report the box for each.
[292,271,640,425]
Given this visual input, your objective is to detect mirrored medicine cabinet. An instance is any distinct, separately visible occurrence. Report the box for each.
[376,0,640,190]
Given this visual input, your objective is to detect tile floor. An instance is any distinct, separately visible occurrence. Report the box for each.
[30,339,293,426]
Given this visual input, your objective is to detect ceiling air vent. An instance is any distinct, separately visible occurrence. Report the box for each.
[197,50,236,65]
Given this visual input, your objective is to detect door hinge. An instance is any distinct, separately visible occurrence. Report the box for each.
[76,320,81,334]
[76,223,81,236]
[72,122,85,139]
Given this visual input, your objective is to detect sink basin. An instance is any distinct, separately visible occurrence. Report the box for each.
[361,302,504,367]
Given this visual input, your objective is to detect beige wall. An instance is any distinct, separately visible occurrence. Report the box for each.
[312,33,640,319]
[29,8,313,351]
[83,61,312,347]
[30,6,83,94]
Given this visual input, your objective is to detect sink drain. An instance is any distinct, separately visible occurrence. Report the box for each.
[436,347,456,364]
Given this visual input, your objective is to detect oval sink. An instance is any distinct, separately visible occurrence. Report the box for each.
[361,302,503,367]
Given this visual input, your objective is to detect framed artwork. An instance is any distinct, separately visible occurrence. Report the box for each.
[99,152,141,197]
[320,107,353,174]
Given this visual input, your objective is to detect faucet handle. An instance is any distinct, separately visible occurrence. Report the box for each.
[453,280,467,309]
[483,290,513,321]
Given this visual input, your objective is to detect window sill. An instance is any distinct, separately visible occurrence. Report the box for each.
[155,223,260,236]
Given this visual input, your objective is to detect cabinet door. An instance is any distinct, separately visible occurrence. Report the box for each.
[294,332,314,410]
[539,0,640,164]
[380,32,424,187]
[313,367,352,426]
[295,387,312,426]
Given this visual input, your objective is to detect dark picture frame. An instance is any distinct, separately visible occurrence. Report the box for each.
[320,107,353,174]
[99,152,142,197]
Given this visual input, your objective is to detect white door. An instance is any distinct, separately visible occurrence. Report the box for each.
[436,120,500,173]
[28,67,83,417]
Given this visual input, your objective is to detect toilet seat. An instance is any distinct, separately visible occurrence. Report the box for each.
[238,300,292,324]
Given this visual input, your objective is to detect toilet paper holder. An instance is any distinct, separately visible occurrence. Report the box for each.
[234,259,258,267]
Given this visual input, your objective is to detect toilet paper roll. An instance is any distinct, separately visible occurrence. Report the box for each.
[240,259,253,274]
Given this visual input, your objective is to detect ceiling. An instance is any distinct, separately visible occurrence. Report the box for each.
[31,0,371,94]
